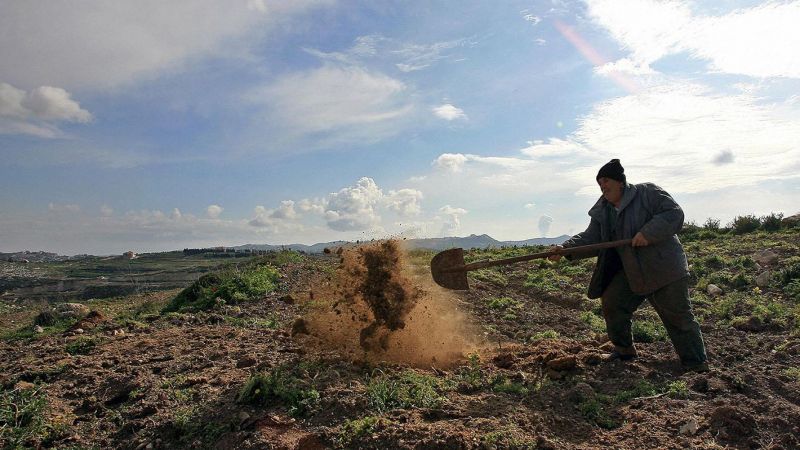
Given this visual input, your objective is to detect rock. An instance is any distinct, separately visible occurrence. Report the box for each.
[755,271,771,288]
[546,355,577,371]
[707,284,723,296]
[492,353,517,369]
[753,250,779,266]
[236,356,257,368]
[679,417,699,436]
[567,382,595,402]
[782,213,800,228]
[14,381,35,390]
[74,328,85,334]
[56,302,91,318]
[33,325,44,333]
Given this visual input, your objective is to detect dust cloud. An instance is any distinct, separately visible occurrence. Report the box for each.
[297,240,482,368]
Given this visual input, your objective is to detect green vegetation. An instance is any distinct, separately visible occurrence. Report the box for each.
[784,367,800,381]
[366,369,444,413]
[65,337,99,355]
[580,311,606,333]
[529,329,560,342]
[3,316,79,343]
[335,416,391,448]
[238,368,320,417]
[481,426,536,449]
[631,318,667,343]
[490,376,529,396]
[0,384,54,447]
[666,380,690,399]
[164,260,280,312]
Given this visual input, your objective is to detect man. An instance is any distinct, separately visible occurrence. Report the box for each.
[550,159,708,372]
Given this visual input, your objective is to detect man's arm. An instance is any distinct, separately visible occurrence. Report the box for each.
[549,217,603,261]
[638,184,684,243]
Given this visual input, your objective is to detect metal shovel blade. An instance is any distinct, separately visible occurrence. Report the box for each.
[430,247,469,290]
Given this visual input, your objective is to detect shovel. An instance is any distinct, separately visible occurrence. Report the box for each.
[430,239,632,290]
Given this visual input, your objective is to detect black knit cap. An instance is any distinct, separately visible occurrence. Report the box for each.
[596,158,626,184]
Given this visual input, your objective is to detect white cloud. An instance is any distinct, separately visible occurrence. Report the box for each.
[538,214,553,236]
[297,198,325,215]
[439,205,467,236]
[48,203,81,213]
[324,177,384,231]
[270,200,298,220]
[587,0,800,78]
[0,82,92,137]
[595,58,655,76]
[206,204,223,219]
[524,203,536,209]
[0,1,332,89]
[252,65,413,142]
[385,189,423,216]
[433,153,470,172]
[433,103,467,121]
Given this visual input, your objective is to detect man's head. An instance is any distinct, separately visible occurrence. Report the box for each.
[596,159,626,206]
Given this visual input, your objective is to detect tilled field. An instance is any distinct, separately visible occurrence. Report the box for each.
[2,232,799,449]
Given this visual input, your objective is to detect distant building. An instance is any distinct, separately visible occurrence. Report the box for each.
[123,251,137,259]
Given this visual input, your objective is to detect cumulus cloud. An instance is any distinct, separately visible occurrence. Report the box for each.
[587,0,800,78]
[270,200,298,220]
[324,177,384,231]
[538,215,553,236]
[433,104,467,121]
[439,205,467,236]
[385,189,423,216]
[48,203,81,213]
[0,82,92,137]
[433,153,470,172]
[206,204,223,219]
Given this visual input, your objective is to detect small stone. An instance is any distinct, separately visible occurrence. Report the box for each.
[33,325,44,333]
[145,444,154,450]
[236,357,257,368]
[74,328,85,334]
[14,381,35,390]
[492,353,517,369]
[546,355,577,371]
[238,411,251,422]
[707,284,723,296]
[755,271,771,288]
[679,417,699,435]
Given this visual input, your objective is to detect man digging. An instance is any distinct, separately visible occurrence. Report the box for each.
[549,159,709,372]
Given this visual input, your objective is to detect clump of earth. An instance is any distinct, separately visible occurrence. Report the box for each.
[298,240,480,368]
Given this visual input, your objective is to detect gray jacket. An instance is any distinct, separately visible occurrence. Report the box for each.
[563,182,689,298]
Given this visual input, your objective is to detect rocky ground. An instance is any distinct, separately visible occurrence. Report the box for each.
[1,230,799,449]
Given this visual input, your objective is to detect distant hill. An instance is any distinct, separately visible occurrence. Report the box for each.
[233,234,570,254]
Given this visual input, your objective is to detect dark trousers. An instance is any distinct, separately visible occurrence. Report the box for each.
[602,272,707,366]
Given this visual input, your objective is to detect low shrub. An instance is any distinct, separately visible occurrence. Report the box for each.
[730,215,761,234]
[760,212,784,232]
[164,262,280,312]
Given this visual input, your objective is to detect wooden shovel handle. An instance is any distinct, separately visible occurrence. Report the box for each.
[459,239,632,272]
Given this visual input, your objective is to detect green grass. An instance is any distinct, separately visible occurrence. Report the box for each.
[335,416,390,448]
[490,376,529,396]
[0,384,52,447]
[65,337,99,355]
[529,329,560,342]
[164,261,280,312]
[580,311,606,333]
[366,369,444,413]
[238,368,320,417]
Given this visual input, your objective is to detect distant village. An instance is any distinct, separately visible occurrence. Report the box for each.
[182,247,281,257]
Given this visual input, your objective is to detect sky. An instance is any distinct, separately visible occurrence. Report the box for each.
[1,0,799,255]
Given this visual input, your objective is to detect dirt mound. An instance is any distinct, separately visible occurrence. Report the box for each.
[299,240,481,368]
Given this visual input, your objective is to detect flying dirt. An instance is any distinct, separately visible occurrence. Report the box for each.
[296,240,482,368]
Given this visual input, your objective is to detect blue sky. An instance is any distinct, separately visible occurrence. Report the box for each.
[1,0,799,254]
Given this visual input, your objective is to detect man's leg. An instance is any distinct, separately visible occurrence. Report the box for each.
[648,277,707,368]
[602,272,645,356]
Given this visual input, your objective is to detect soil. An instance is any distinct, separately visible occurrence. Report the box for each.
[1,239,799,449]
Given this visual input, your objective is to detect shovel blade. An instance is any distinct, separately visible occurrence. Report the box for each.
[430,248,469,290]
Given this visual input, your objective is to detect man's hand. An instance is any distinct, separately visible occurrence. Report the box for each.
[548,245,564,261]
[631,232,650,247]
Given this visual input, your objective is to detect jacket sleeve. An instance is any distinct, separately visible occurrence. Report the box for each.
[638,184,684,243]
[562,216,602,259]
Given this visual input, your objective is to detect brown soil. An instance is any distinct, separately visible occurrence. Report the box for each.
[1,242,799,449]
[300,240,481,368]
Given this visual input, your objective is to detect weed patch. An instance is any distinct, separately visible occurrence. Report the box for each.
[164,262,280,312]
[238,368,319,417]
[366,370,443,413]
[0,384,52,447]
[335,416,391,448]
[65,337,99,356]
